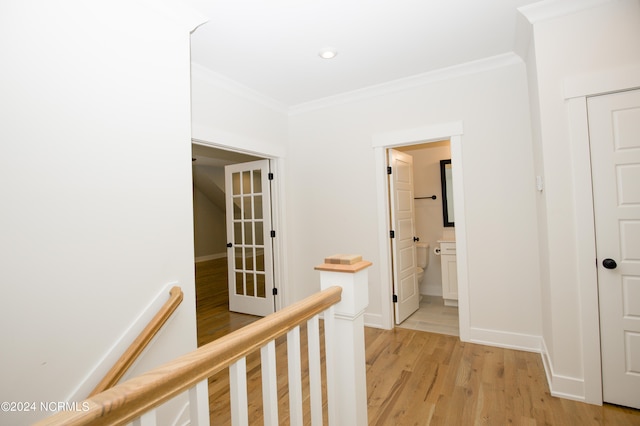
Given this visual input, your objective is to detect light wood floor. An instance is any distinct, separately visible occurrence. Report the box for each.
[195,257,314,424]
[195,257,260,347]
[195,258,640,425]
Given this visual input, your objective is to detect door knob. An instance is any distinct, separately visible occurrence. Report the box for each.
[413,237,420,242]
[602,258,617,269]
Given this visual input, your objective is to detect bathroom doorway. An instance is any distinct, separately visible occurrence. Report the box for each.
[387,140,460,336]
[372,121,468,338]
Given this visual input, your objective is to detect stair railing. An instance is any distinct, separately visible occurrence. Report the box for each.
[89,286,184,397]
[35,255,371,426]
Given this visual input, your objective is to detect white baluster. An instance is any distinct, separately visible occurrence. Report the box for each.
[229,357,248,426]
[189,379,210,426]
[132,409,156,426]
[307,315,323,426]
[287,326,303,425]
[316,256,371,426]
[323,305,337,426]
[260,340,279,426]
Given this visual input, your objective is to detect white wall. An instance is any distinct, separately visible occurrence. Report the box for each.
[190,54,290,308]
[398,142,451,296]
[524,0,640,401]
[0,1,202,423]
[287,58,542,343]
[191,63,288,158]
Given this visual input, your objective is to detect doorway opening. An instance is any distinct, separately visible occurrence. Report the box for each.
[191,141,281,347]
[372,122,468,339]
[391,141,460,336]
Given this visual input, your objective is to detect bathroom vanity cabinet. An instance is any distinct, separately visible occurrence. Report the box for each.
[439,241,458,307]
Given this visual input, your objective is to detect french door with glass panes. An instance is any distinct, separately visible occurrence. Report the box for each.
[225,160,275,316]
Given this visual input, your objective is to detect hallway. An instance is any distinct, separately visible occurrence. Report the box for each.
[194,258,640,425]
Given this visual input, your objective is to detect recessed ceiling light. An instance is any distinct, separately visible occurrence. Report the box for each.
[319,48,337,59]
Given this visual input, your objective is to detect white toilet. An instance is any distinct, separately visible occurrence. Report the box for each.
[416,242,430,284]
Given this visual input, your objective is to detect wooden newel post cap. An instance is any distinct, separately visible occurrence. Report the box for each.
[315,254,372,273]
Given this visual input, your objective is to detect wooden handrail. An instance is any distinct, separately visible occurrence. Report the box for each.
[88,286,184,397]
[35,286,342,426]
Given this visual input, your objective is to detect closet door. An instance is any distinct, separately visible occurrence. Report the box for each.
[589,89,640,409]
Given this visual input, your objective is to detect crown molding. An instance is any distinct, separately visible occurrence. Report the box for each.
[193,52,525,117]
[288,53,523,116]
[191,62,288,115]
[518,0,615,24]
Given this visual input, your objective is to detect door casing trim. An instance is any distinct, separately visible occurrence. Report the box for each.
[191,139,288,311]
[371,122,468,341]
[565,66,640,405]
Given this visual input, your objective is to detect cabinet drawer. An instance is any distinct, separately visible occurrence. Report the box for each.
[440,242,456,254]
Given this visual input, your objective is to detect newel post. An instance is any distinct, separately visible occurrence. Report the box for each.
[315,254,371,426]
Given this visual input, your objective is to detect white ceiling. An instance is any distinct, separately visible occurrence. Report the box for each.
[186,0,541,108]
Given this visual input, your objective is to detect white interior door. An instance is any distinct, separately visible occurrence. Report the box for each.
[225,160,275,317]
[588,88,640,409]
[388,149,420,324]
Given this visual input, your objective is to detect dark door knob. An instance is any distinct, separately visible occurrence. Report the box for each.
[413,237,420,242]
[602,258,617,269]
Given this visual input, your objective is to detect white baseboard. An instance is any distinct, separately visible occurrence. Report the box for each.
[420,287,443,297]
[540,339,586,402]
[364,312,387,329]
[468,327,542,353]
[463,328,588,402]
[195,253,227,263]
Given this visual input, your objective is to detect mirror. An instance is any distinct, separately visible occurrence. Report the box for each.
[440,159,454,227]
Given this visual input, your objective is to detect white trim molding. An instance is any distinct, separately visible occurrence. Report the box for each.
[518,0,615,24]
[371,122,464,148]
[191,130,287,161]
[371,122,468,339]
[190,139,289,311]
[563,65,640,405]
[469,327,542,353]
[566,95,603,405]
[541,338,587,402]
[191,62,288,114]
[363,313,384,329]
[564,64,640,99]
[290,54,522,116]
